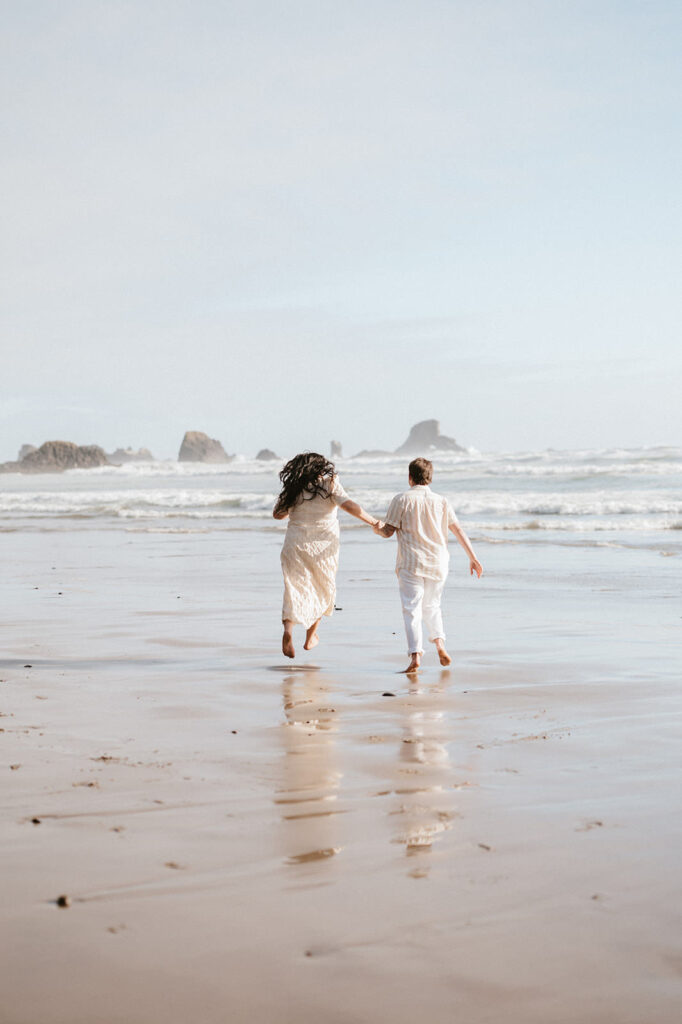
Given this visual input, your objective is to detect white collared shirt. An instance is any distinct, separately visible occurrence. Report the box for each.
[384,485,459,580]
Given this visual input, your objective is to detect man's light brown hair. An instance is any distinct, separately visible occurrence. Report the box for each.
[409,457,433,485]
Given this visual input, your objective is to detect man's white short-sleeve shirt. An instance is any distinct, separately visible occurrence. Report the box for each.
[384,485,459,580]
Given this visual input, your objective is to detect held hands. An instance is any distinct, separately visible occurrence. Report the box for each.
[372,520,385,534]
[470,559,483,578]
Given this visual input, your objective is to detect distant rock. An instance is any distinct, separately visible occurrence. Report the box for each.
[255,448,279,461]
[108,447,154,464]
[352,449,391,459]
[394,420,464,455]
[18,444,36,460]
[18,441,110,473]
[178,431,232,463]
[330,440,343,459]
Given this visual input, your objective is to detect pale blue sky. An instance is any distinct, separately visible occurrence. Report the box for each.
[2,0,681,458]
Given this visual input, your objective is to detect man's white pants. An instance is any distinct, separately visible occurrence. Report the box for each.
[397,569,446,655]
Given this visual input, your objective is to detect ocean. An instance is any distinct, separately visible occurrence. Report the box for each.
[2,447,681,554]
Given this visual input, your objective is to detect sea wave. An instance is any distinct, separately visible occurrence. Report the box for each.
[0,489,278,517]
[1,486,681,530]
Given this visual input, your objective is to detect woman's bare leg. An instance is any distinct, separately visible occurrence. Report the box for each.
[303,618,321,651]
[282,620,295,659]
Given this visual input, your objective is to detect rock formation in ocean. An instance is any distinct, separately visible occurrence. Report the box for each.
[394,420,464,455]
[255,448,279,461]
[330,440,343,458]
[107,447,154,463]
[178,431,232,463]
[351,420,465,459]
[18,444,36,460]
[18,441,110,472]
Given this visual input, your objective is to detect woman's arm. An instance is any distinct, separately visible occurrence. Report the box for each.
[449,522,483,577]
[340,499,381,528]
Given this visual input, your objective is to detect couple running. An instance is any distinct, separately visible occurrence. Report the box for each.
[273,452,482,673]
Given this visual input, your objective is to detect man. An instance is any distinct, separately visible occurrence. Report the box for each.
[374,457,482,673]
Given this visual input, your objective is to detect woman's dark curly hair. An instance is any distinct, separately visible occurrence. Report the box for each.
[274,452,336,514]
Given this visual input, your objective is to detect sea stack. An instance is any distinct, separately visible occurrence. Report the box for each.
[394,420,464,455]
[330,440,343,458]
[13,441,111,473]
[255,449,279,461]
[178,431,232,463]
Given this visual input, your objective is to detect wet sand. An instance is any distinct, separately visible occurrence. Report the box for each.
[1,528,681,1023]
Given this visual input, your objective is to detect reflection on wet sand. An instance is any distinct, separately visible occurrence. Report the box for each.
[390,672,456,877]
[276,672,344,866]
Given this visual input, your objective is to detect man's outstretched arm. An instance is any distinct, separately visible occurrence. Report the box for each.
[449,522,483,577]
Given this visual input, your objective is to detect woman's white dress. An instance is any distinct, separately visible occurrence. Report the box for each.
[280,476,350,627]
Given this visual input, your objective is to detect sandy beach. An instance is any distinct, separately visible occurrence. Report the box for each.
[2,509,680,1023]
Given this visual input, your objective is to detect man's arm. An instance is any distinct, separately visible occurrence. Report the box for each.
[374,495,400,538]
[449,521,483,577]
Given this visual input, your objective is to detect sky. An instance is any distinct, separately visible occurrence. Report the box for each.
[2,0,681,459]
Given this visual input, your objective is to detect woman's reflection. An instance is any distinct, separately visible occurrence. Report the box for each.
[276,671,344,867]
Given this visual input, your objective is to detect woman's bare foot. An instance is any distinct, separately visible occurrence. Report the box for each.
[435,640,451,666]
[282,630,295,659]
[402,653,421,674]
[303,618,321,651]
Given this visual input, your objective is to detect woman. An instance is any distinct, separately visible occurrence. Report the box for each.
[273,452,382,658]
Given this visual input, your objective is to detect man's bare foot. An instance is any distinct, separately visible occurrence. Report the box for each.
[303,629,319,651]
[282,631,295,659]
[402,653,421,674]
[435,641,451,666]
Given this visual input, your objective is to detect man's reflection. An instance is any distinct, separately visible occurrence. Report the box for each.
[391,671,455,876]
[276,671,344,866]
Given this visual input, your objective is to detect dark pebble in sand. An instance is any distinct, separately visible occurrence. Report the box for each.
[24,664,32,669]
[56,895,71,908]
[231,730,237,734]
[304,950,312,957]
[382,692,396,697]
[478,843,492,851]
[31,817,41,825]
[334,606,343,611]
[10,764,21,770]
